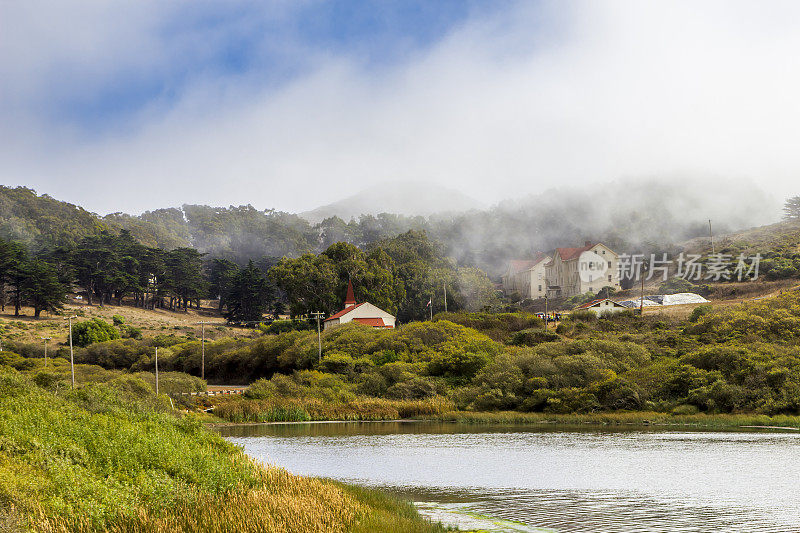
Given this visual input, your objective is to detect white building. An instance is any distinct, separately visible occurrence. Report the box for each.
[545,241,621,299]
[501,254,551,300]
[574,298,628,316]
[323,281,396,331]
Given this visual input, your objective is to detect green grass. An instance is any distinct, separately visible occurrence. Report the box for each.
[424,410,800,429]
[0,367,448,532]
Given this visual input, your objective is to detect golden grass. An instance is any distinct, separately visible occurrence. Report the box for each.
[213,396,454,423]
[0,301,256,345]
[31,462,445,533]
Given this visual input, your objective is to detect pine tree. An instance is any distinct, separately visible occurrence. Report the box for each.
[207,258,239,313]
[784,196,800,220]
[23,260,67,317]
[224,261,274,323]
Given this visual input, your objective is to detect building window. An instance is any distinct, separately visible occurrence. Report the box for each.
[538,285,542,291]
[608,261,612,268]
[608,275,612,281]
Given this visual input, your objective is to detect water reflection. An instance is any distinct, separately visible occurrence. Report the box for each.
[221,422,800,532]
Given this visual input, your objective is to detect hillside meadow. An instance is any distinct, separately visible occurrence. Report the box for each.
[6,292,800,425]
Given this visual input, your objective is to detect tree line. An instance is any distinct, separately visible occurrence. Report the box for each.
[0,228,497,324]
[0,230,275,321]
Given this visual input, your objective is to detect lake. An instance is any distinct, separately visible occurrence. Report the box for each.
[220,421,800,532]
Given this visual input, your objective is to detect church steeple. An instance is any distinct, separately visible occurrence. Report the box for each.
[344,279,356,308]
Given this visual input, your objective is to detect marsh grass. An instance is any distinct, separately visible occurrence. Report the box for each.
[213,396,454,423]
[427,410,800,429]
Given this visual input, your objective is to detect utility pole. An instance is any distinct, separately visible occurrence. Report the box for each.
[639,266,646,316]
[310,312,324,363]
[196,321,213,381]
[544,292,549,330]
[42,336,51,367]
[709,219,715,254]
[154,347,159,395]
[443,282,448,313]
[64,316,77,388]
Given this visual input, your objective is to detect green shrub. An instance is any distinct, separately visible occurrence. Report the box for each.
[259,319,314,335]
[318,352,356,374]
[386,377,439,400]
[433,312,544,341]
[119,324,143,339]
[112,315,125,326]
[671,404,699,415]
[509,328,560,346]
[568,310,597,322]
[689,304,713,323]
[71,318,121,347]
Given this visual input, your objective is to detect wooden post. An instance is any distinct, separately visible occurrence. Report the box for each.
[155,347,159,395]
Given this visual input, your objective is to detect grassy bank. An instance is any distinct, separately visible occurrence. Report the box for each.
[424,410,800,429]
[213,395,453,423]
[0,368,447,532]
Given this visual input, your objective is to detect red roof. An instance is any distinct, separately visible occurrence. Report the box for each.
[324,302,366,322]
[556,243,595,261]
[352,317,389,327]
[576,298,623,309]
[507,253,549,275]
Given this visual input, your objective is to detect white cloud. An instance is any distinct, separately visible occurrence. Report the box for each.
[1,0,799,216]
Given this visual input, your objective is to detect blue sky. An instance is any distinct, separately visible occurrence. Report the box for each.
[1,1,798,215]
[53,1,514,135]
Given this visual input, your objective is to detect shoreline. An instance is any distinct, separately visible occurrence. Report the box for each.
[207,410,800,431]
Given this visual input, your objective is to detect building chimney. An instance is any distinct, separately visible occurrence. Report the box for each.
[585,241,592,247]
[344,280,356,308]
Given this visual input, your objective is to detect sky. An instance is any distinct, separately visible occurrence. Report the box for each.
[1,0,799,215]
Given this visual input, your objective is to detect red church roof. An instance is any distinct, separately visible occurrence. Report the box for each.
[324,302,366,322]
[352,317,388,327]
[344,279,356,307]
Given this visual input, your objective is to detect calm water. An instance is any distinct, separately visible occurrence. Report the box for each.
[220,422,800,532]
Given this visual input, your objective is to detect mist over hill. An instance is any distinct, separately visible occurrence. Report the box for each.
[0,178,781,277]
[299,182,484,224]
[430,177,780,275]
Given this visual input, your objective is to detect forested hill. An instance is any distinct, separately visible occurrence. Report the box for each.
[0,179,781,275]
[0,186,109,250]
[0,186,427,263]
[0,186,190,251]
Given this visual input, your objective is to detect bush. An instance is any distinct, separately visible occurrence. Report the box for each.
[427,348,490,380]
[688,304,713,323]
[119,324,143,340]
[671,404,699,415]
[259,319,314,335]
[71,318,121,347]
[111,315,125,326]
[509,328,560,346]
[568,310,597,322]
[318,352,356,375]
[433,312,544,341]
[386,377,439,400]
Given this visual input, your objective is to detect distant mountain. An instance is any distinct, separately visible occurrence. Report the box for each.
[299,182,484,224]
